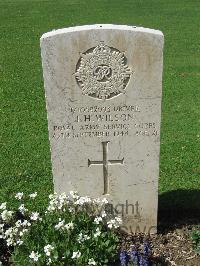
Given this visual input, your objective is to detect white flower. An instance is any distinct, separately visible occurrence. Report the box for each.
[0,224,4,231]
[19,231,24,237]
[0,202,7,210]
[55,219,65,230]
[77,233,83,243]
[48,194,55,200]
[101,211,107,218]
[30,212,40,221]
[72,251,81,259]
[88,258,96,265]
[84,196,91,203]
[47,205,55,212]
[22,220,31,227]
[29,251,41,262]
[94,227,101,238]
[68,207,74,213]
[77,233,90,243]
[107,220,115,228]
[47,258,52,265]
[0,236,3,240]
[64,222,74,230]
[19,228,29,237]
[44,244,54,256]
[75,196,91,205]
[4,227,18,245]
[93,197,109,206]
[29,192,37,199]
[18,204,27,214]
[93,198,101,204]
[15,192,24,200]
[15,220,22,227]
[94,216,102,224]
[107,217,121,229]
[1,210,13,221]
[5,228,14,237]
[16,239,23,245]
[59,192,68,201]
[6,238,14,246]
[101,198,108,204]
[115,216,122,224]
[69,191,79,199]
[47,193,67,212]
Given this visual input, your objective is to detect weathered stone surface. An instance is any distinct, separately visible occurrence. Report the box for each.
[40,24,164,233]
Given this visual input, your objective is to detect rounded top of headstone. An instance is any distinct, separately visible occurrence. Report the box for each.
[40,24,163,40]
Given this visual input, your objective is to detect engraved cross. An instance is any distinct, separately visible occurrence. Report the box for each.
[88,141,124,195]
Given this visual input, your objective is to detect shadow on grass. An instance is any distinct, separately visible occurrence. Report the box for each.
[158,189,200,233]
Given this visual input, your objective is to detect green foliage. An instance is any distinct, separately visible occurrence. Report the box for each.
[191,229,200,254]
[1,192,120,265]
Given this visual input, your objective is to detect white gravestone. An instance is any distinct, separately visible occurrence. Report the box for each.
[40,24,164,233]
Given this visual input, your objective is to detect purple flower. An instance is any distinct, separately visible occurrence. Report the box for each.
[139,254,143,266]
[143,241,150,256]
[120,250,129,266]
[143,241,151,266]
[130,245,139,265]
[143,258,151,266]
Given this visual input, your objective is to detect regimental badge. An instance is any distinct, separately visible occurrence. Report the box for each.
[75,42,131,100]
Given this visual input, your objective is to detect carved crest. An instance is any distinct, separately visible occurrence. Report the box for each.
[75,42,131,100]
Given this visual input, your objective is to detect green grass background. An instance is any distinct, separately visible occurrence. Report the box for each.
[0,0,200,213]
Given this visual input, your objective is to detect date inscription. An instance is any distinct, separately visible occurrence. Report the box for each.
[52,104,158,139]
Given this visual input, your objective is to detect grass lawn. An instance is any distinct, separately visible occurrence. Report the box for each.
[0,0,200,216]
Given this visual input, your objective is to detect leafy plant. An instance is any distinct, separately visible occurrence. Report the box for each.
[0,191,121,265]
[191,229,200,254]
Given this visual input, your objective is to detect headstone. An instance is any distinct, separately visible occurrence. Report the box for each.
[40,24,164,233]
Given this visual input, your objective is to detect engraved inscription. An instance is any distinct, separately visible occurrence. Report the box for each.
[75,42,131,100]
[52,104,159,140]
[88,141,124,195]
